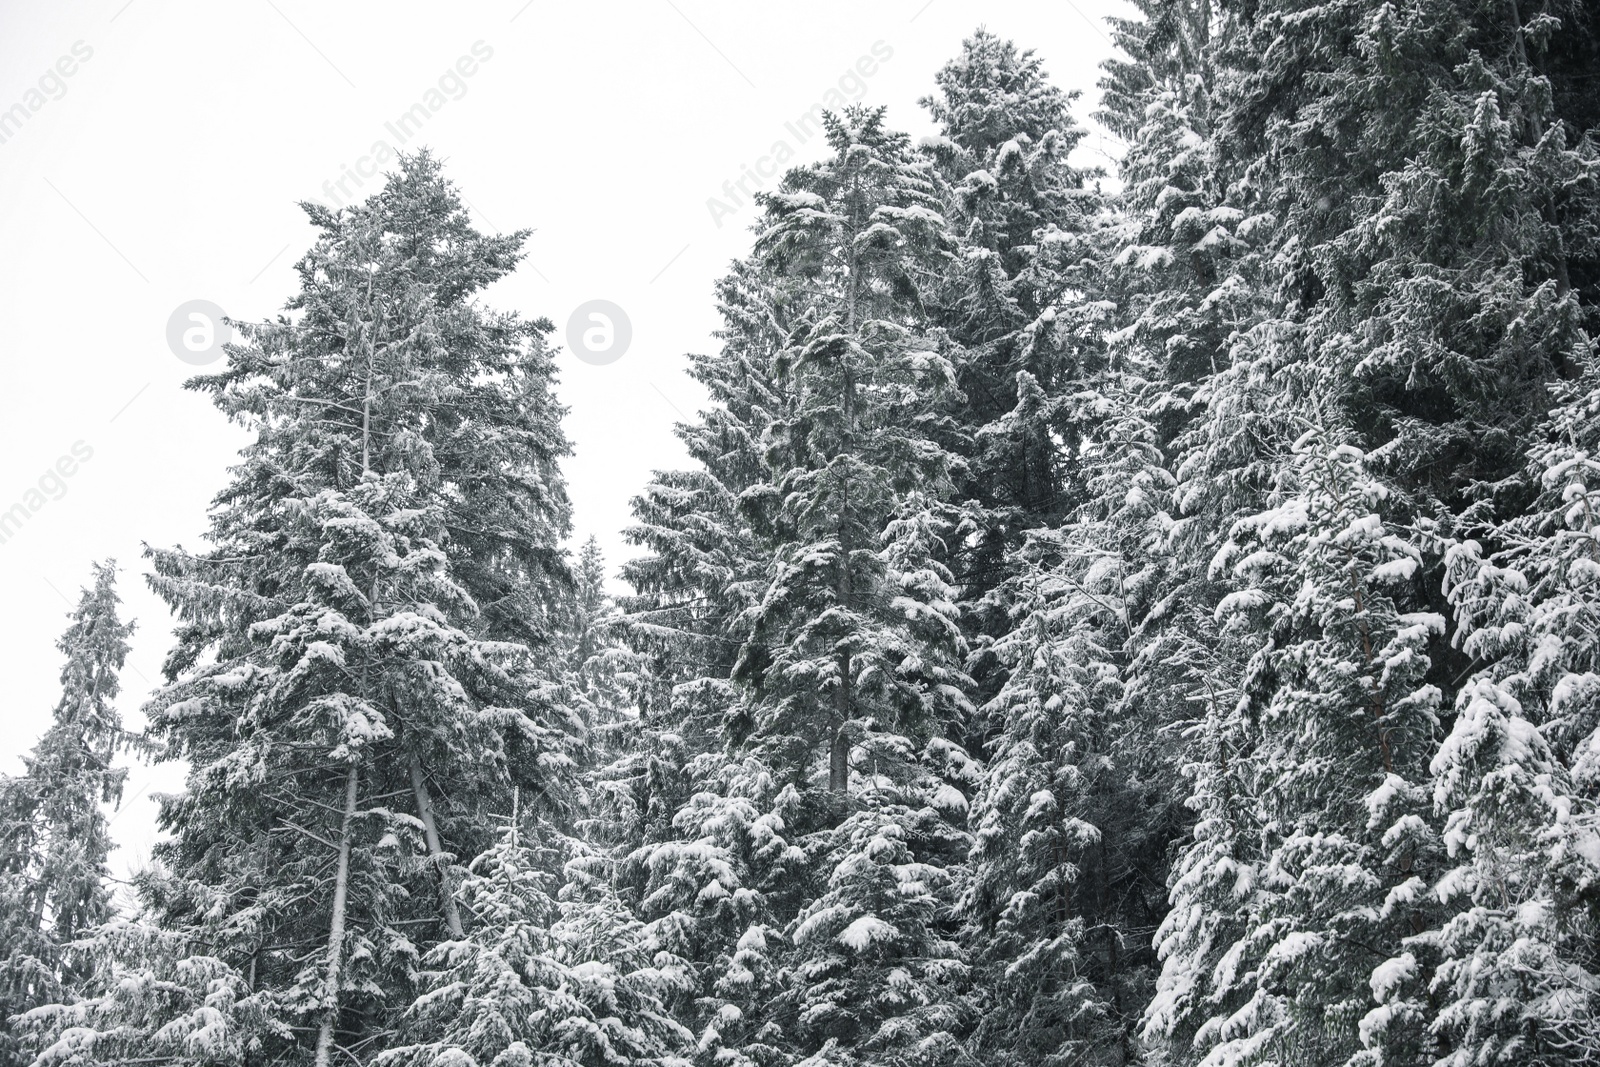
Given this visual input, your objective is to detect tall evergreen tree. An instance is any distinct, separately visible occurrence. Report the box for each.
[1200,0,1600,548]
[963,386,1181,1067]
[568,535,642,788]
[1423,364,1600,1067]
[18,922,263,1067]
[740,104,970,796]
[612,257,803,1067]
[614,105,983,1067]
[124,152,576,1064]
[0,563,135,1066]
[620,258,792,728]
[1139,0,1600,1061]
[730,108,977,1062]
[918,29,1106,628]
[1197,431,1445,1067]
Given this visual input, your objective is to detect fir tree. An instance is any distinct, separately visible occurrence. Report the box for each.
[1424,365,1600,1067]
[718,106,979,1065]
[620,257,793,730]
[1188,430,1445,1067]
[612,258,803,1067]
[1206,0,1600,517]
[0,562,136,1067]
[134,152,577,1064]
[572,536,645,806]
[626,763,798,1067]
[784,793,968,1067]
[740,104,971,795]
[918,29,1107,628]
[381,793,690,1067]
[964,386,1180,1067]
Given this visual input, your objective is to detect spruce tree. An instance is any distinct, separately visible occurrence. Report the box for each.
[1424,366,1600,1066]
[0,562,135,1066]
[613,257,803,1067]
[568,535,645,804]
[1185,431,1445,1067]
[1205,0,1599,518]
[380,794,689,1067]
[740,104,970,796]
[918,30,1106,628]
[964,386,1180,1067]
[615,105,982,1066]
[131,152,577,1064]
[620,258,792,728]
[1136,0,1600,1061]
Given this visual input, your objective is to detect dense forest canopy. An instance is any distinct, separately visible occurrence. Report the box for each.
[5,3,1600,1065]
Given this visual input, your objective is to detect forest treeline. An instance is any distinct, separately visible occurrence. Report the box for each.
[4,3,1600,1065]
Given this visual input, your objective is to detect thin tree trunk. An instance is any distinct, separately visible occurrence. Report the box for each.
[504,786,521,894]
[408,752,464,938]
[315,764,360,1067]
[829,715,851,793]
[827,168,863,797]
[318,276,376,1067]
[830,558,853,793]
[361,273,379,477]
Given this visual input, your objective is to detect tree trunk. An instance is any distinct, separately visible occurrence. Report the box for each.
[829,716,850,793]
[828,168,861,798]
[408,752,465,938]
[315,764,360,1067]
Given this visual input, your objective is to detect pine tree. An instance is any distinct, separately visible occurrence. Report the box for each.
[626,763,799,1067]
[380,794,690,1067]
[568,535,645,805]
[721,104,978,1066]
[918,30,1107,628]
[571,537,615,689]
[134,151,577,1064]
[614,104,983,1066]
[0,562,136,1066]
[1422,366,1600,1067]
[1183,430,1445,1067]
[938,9,1265,1063]
[1142,668,1260,1067]
[740,104,970,796]
[784,791,968,1067]
[1137,0,1600,1060]
[1424,679,1600,1067]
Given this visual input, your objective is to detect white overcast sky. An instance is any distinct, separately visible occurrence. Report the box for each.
[0,0,1129,886]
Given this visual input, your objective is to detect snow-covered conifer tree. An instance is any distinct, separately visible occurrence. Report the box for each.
[133,152,577,1064]
[0,563,136,1066]
[1182,431,1444,1067]
[1424,364,1600,1067]
[740,105,971,795]
[918,30,1107,622]
[381,793,690,1067]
